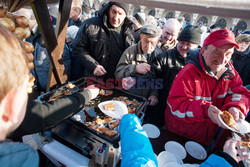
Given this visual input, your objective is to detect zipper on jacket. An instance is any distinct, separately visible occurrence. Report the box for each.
[211,79,219,101]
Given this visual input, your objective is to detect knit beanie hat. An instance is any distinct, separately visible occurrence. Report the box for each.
[133,12,146,26]
[177,25,202,45]
[109,2,129,15]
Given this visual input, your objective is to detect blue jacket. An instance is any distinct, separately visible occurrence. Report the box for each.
[120,114,239,167]
[0,141,39,167]
[120,114,158,167]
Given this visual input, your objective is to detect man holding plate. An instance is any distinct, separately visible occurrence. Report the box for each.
[165,29,250,146]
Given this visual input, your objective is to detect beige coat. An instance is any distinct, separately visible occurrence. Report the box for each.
[115,41,159,98]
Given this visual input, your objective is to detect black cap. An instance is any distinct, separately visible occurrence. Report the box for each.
[109,2,129,15]
[133,12,146,26]
[177,25,202,45]
[141,25,162,37]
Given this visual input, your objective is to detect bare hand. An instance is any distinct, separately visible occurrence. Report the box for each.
[135,63,151,75]
[84,85,99,99]
[223,138,249,163]
[147,95,159,106]
[208,105,226,128]
[122,77,136,90]
[93,65,106,76]
[228,107,245,122]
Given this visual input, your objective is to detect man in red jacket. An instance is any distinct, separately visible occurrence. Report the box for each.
[165,29,250,145]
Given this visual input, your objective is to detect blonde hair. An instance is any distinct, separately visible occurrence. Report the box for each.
[235,34,250,44]
[0,24,28,103]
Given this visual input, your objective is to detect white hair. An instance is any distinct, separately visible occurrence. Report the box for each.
[163,18,182,32]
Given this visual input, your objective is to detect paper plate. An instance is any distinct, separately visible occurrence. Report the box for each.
[157,151,178,167]
[171,153,184,165]
[181,164,198,167]
[142,124,160,139]
[165,141,187,160]
[163,162,182,167]
[218,115,250,133]
[98,100,128,119]
[185,141,207,160]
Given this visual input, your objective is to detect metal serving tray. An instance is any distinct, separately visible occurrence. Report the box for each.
[37,83,80,103]
[69,88,147,144]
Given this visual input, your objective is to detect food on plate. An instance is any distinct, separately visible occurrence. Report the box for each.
[103,103,115,111]
[220,110,239,131]
[110,121,119,129]
[96,128,117,138]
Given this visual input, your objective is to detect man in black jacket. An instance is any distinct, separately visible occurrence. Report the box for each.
[72,2,135,80]
[144,25,202,127]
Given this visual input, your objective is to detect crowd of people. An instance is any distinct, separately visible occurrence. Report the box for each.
[0,0,250,166]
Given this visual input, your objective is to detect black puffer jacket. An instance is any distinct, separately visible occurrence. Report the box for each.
[151,47,187,103]
[231,48,250,86]
[72,3,135,78]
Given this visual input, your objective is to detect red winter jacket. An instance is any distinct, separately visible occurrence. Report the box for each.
[165,51,250,145]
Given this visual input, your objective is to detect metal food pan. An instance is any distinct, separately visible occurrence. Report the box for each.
[69,88,147,144]
[37,83,80,103]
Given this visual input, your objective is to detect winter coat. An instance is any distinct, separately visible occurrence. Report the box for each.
[72,3,135,78]
[115,41,160,98]
[10,90,92,140]
[200,152,240,167]
[151,46,186,103]
[120,114,158,167]
[0,141,39,167]
[231,48,250,86]
[165,51,250,145]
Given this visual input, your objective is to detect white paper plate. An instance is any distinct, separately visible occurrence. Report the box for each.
[185,141,207,160]
[163,162,182,167]
[98,100,128,119]
[181,164,198,167]
[142,124,160,139]
[218,115,250,133]
[157,151,178,167]
[165,141,187,160]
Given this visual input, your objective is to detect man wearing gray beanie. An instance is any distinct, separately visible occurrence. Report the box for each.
[142,25,202,127]
[72,1,135,80]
